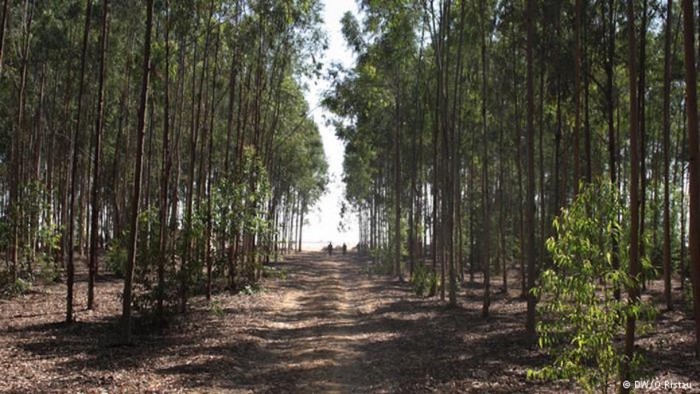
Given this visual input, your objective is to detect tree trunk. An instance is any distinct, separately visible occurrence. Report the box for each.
[297,200,304,252]
[0,0,9,75]
[88,0,110,311]
[9,0,32,283]
[662,0,673,310]
[623,0,641,386]
[122,0,153,344]
[449,0,466,306]
[606,0,620,301]
[67,0,92,324]
[157,0,172,317]
[499,103,507,293]
[583,9,592,183]
[638,0,649,277]
[681,0,700,358]
[205,30,221,301]
[394,90,402,281]
[574,0,582,187]
[513,37,525,298]
[480,0,490,316]
[525,0,538,343]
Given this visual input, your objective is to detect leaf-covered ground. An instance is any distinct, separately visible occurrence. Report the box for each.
[1,252,699,393]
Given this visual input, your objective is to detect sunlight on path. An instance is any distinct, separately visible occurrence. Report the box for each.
[262,252,379,393]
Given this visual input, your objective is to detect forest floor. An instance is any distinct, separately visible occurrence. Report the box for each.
[1,252,700,393]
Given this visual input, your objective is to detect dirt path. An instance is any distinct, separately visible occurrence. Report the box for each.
[257,252,376,392]
[238,252,569,393]
[1,252,699,393]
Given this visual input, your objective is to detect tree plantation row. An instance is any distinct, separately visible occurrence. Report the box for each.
[322,0,699,390]
[0,0,328,342]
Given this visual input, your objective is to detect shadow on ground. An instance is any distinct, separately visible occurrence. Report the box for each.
[3,252,699,392]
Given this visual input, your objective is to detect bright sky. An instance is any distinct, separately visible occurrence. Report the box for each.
[301,0,360,247]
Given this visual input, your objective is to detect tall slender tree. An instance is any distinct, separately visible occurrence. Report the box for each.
[66,0,92,324]
[623,0,641,386]
[122,0,154,343]
[525,0,538,343]
[88,0,111,311]
[681,0,700,358]
[0,0,9,75]
[662,0,673,310]
[480,0,491,316]
[157,0,173,317]
[574,0,583,187]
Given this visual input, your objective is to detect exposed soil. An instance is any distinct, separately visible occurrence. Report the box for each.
[1,252,699,393]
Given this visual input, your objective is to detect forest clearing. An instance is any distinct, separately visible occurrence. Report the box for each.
[2,0,700,392]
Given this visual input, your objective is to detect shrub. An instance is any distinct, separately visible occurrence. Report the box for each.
[263,266,288,280]
[241,283,264,295]
[528,179,655,392]
[210,300,225,317]
[366,247,394,276]
[105,239,127,278]
[0,274,32,296]
[36,223,62,283]
[411,262,437,297]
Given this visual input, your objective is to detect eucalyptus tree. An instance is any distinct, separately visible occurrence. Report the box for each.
[662,0,673,310]
[88,0,110,311]
[622,0,641,385]
[0,0,9,74]
[122,0,153,343]
[681,0,700,358]
[66,0,92,324]
[524,0,537,343]
[326,2,423,282]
